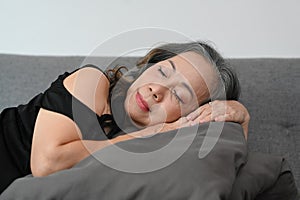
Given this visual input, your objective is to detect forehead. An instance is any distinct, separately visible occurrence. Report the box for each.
[169,51,212,73]
[167,51,215,83]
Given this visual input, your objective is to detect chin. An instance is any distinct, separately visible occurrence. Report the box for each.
[131,118,148,129]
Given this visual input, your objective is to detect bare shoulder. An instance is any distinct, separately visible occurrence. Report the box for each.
[63,66,111,116]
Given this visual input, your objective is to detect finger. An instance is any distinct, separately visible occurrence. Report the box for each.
[211,108,226,119]
[214,114,231,122]
[214,115,226,122]
[211,100,226,112]
[186,107,203,121]
[198,106,212,121]
[186,104,208,121]
[210,102,227,119]
[172,117,191,129]
[199,114,214,123]
[190,110,212,125]
[177,117,189,126]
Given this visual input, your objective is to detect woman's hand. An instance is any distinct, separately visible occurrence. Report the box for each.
[186,100,250,139]
[129,100,250,139]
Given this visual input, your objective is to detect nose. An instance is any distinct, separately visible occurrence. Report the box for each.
[148,84,168,102]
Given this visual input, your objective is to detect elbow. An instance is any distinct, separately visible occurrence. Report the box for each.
[31,161,52,177]
[30,146,60,177]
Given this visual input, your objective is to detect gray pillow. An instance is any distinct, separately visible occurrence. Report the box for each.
[1,122,247,200]
[229,152,299,200]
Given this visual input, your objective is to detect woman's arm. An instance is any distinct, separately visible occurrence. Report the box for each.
[31,100,248,177]
[31,109,167,177]
[31,67,113,177]
[186,100,250,139]
[31,108,97,177]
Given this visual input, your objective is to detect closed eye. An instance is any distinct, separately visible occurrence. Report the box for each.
[172,90,184,104]
[158,66,167,77]
[158,65,184,104]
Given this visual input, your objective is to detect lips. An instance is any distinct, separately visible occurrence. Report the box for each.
[136,92,149,112]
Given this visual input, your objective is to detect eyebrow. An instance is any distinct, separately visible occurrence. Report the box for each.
[168,60,195,99]
[168,60,176,72]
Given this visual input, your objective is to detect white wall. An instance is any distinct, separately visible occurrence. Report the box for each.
[0,0,299,58]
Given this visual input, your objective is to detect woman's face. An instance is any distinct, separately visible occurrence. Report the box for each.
[124,51,216,127]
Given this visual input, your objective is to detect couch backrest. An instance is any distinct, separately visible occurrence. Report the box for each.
[230,59,300,190]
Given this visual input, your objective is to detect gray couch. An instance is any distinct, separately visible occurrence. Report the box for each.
[0,54,299,191]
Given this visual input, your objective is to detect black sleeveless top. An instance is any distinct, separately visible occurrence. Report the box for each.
[0,65,121,175]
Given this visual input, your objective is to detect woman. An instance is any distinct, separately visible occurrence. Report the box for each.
[0,41,249,193]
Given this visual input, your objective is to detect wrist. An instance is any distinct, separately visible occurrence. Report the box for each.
[111,134,134,144]
[241,115,249,140]
[157,121,178,133]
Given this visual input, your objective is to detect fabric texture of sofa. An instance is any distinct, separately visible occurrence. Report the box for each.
[0,54,299,192]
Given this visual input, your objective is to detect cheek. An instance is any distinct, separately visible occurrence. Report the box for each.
[125,90,138,114]
[123,91,132,115]
[165,102,198,122]
[147,103,180,124]
[163,103,182,122]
